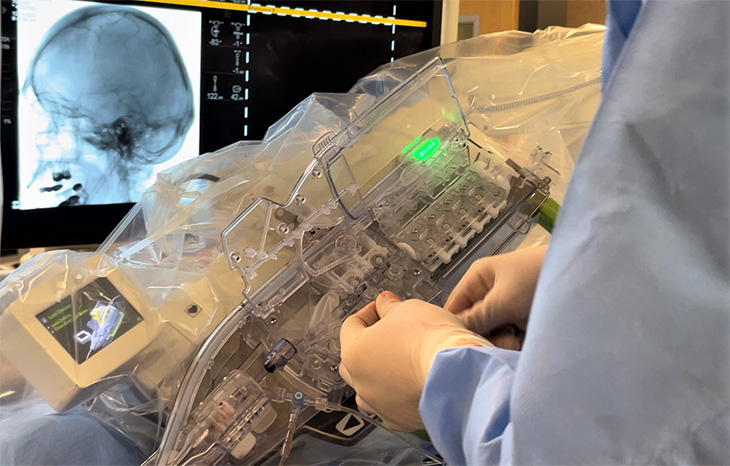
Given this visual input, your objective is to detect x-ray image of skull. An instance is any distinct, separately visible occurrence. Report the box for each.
[23,4,194,207]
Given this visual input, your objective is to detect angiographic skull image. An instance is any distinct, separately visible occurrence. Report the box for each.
[24,4,194,207]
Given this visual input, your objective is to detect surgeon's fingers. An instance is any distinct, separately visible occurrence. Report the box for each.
[457,293,512,337]
[355,394,377,416]
[374,291,402,319]
[492,334,524,351]
[355,395,410,432]
[340,301,379,345]
[444,259,496,315]
[489,325,523,351]
[339,362,354,387]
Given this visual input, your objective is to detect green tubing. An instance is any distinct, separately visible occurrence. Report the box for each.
[538,197,560,234]
[412,429,431,442]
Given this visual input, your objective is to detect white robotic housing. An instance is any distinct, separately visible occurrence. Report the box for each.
[0,257,153,410]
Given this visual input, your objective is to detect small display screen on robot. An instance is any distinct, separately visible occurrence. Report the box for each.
[36,278,143,364]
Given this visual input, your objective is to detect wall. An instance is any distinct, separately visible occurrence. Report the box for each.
[458,0,520,35]
[456,0,605,38]
[521,0,606,32]
[566,0,606,27]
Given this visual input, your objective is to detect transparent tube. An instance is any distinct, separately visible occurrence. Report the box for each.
[155,303,249,466]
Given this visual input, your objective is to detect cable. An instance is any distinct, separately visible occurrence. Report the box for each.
[267,389,444,465]
[278,391,304,466]
[472,76,601,113]
[179,443,217,466]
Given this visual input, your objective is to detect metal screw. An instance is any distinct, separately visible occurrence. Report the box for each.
[230,252,241,262]
[412,268,421,276]
[277,223,290,235]
[269,317,277,324]
[295,195,306,205]
[330,364,339,372]
[311,168,322,178]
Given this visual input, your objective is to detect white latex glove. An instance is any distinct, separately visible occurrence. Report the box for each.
[339,291,491,432]
[444,245,548,350]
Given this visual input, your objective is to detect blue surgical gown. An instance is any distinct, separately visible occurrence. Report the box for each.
[420,1,730,464]
[0,400,142,465]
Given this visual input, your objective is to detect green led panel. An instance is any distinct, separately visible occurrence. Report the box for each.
[411,138,440,161]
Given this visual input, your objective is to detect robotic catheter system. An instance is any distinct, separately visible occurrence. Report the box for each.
[0,24,603,465]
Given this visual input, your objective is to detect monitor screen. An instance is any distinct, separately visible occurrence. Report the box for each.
[36,277,143,364]
[1,0,442,250]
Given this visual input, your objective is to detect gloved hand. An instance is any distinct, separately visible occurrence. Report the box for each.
[339,291,491,432]
[444,245,548,350]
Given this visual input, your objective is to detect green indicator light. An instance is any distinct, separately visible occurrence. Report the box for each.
[400,136,422,154]
[411,138,440,161]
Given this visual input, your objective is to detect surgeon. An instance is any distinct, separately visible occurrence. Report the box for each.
[339,1,730,464]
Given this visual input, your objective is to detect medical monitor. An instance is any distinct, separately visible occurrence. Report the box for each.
[0,0,443,251]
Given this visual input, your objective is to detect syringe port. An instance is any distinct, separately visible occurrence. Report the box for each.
[264,338,297,373]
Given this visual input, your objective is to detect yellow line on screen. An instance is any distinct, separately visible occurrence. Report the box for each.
[135,0,427,28]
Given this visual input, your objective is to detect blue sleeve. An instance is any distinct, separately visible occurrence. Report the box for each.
[601,0,642,88]
[511,1,729,463]
[418,5,650,462]
[0,399,141,466]
[421,1,729,464]
[419,346,519,465]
